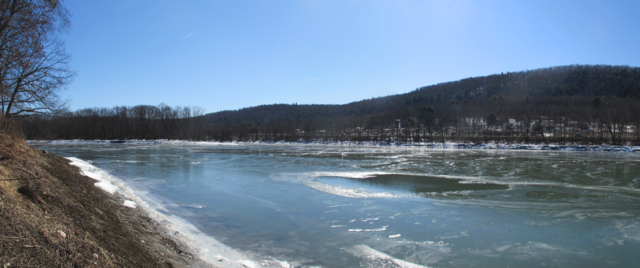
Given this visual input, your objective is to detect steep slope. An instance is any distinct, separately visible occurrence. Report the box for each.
[0,121,211,267]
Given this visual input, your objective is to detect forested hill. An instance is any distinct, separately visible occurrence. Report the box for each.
[20,64,640,144]
[205,64,640,126]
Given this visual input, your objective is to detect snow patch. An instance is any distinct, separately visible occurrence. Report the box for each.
[67,157,118,194]
[240,260,257,268]
[123,200,137,208]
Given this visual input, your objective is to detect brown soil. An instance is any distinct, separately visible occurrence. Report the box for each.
[0,121,215,267]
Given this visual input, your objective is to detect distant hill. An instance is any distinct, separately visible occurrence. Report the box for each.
[20,64,640,144]
[205,64,640,126]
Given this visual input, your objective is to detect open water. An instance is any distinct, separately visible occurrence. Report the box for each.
[31,142,640,267]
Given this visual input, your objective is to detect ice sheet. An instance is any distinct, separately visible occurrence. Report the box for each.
[345,244,429,268]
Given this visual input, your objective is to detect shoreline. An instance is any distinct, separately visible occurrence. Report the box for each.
[1,135,212,267]
[65,157,263,268]
[28,139,640,152]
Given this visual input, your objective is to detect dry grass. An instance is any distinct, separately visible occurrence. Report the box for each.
[0,119,210,267]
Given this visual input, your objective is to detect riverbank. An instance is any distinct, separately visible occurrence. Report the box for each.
[0,131,214,267]
[28,139,640,152]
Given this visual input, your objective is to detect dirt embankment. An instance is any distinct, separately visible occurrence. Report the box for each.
[0,123,213,267]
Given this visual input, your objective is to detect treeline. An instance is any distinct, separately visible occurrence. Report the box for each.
[21,104,208,140]
[200,96,640,145]
[18,64,640,145]
[20,96,640,145]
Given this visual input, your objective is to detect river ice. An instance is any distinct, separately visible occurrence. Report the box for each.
[30,141,640,267]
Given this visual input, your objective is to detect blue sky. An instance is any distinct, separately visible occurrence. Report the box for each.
[62,0,640,114]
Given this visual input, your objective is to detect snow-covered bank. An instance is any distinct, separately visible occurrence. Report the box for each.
[30,139,640,152]
[65,157,265,268]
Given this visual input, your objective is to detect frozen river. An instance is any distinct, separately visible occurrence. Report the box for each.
[31,142,640,267]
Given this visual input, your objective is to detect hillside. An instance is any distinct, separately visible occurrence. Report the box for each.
[205,64,640,126]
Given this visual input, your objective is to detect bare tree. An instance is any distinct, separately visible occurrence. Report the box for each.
[599,100,630,145]
[0,0,73,118]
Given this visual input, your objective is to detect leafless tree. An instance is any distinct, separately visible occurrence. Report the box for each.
[0,0,74,118]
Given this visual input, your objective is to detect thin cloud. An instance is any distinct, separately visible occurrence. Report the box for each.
[181,33,194,40]
[297,77,322,83]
